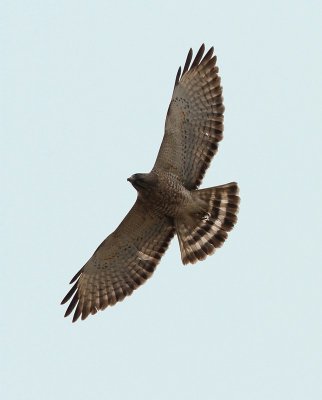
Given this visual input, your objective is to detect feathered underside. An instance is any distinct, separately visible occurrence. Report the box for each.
[154,44,224,190]
[61,200,175,322]
[61,45,237,322]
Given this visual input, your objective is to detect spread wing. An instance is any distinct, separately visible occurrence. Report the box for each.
[61,200,175,322]
[153,44,224,190]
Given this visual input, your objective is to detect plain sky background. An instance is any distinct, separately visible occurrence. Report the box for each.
[1,1,322,399]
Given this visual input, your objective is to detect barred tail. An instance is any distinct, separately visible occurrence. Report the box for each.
[175,182,240,264]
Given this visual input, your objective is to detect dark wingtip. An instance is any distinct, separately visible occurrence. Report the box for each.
[63,290,79,318]
[61,282,78,305]
[191,44,205,69]
[69,268,83,284]
[72,305,82,322]
[174,66,181,88]
[202,46,214,62]
[182,48,193,75]
[175,45,215,87]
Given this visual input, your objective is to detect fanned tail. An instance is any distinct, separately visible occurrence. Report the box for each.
[175,182,240,264]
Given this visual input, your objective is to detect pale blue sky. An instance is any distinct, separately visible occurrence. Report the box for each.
[1,1,322,399]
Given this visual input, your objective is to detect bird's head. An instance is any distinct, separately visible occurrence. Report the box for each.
[127,173,158,192]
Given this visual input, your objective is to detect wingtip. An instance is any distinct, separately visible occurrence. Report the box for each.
[174,66,181,87]
[182,48,193,75]
[64,309,71,318]
[69,268,83,284]
[61,294,69,305]
[198,43,206,56]
[175,44,215,85]
[203,46,214,62]
[190,44,206,69]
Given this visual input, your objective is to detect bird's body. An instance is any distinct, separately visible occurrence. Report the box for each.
[62,44,240,322]
[129,171,192,218]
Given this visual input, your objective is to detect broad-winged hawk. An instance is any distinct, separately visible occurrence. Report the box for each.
[61,44,240,322]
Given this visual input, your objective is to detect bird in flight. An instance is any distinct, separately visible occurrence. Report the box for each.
[61,44,240,322]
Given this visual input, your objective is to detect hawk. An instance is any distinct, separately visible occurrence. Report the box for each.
[61,44,240,322]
